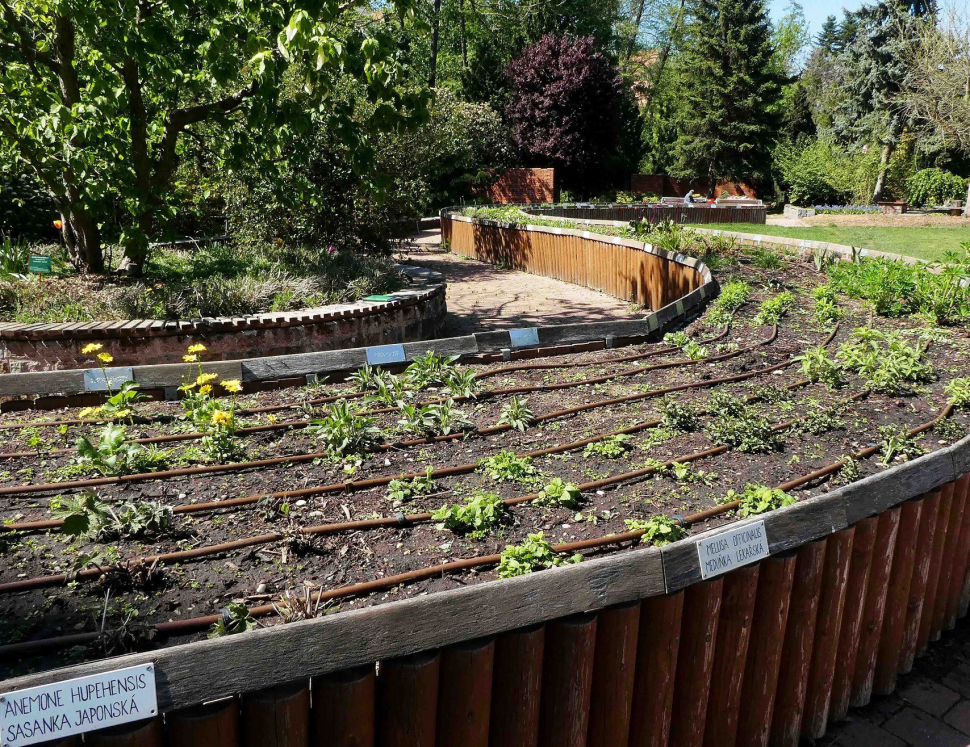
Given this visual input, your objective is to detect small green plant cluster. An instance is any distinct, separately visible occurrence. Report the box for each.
[879,427,925,466]
[584,435,633,459]
[309,400,382,455]
[445,369,480,398]
[792,402,846,435]
[658,398,699,431]
[533,478,583,509]
[625,515,687,546]
[432,491,507,538]
[208,602,257,638]
[397,400,473,437]
[75,423,167,476]
[404,351,460,389]
[724,484,796,517]
[751,246,783,270]
[945,378,970,409]
[51,492,174,540]
[795,346,843,389]
[812,285,843,328]
[827,254,970,325]
[478,450,541,483]
[178,345,244,462]
[749,384,792,404]
[639,458,716,485]
[663,331,709,360]
[836,328,933,394]
[753,291,795,325]
[498,396,534,431]
[78,381,148,423]
[497,532,583,578]
[708,406,779,453]
[705,280,750,327]
[707,391,747,418]
[387,468,437,506]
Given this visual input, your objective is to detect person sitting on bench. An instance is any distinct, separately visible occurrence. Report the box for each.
[683,189,696,205]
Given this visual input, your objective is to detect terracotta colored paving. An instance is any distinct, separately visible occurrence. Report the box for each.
[399,230,640,336]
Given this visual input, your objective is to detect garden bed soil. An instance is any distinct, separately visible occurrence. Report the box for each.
[2,244,969,679]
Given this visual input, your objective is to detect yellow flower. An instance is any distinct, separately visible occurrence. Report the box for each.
[212,410,232,426]
[222,379,243,393]
[183,354,199,363]
[187,343,207,354]
[79,406,102,419]
[178,382,196,392]
[81,343,103,355]
[199,384,213,395]
[113,408,133,419]
[196,372,219,386]
[97,352,114,364]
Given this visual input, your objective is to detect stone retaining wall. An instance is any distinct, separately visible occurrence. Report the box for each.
[0,266,446,373]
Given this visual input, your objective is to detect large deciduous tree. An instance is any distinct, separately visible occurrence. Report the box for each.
[0,0,428,275]
[895,9,970,213]
[504,33,625,189]
[668,0,784,187]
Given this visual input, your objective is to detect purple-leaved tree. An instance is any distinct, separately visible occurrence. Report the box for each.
[505,34,624,191]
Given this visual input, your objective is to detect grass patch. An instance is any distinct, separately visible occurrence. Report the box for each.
[688,223,970,263]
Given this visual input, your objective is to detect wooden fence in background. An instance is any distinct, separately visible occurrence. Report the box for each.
[528,203,767,225]
[442,214,707,310]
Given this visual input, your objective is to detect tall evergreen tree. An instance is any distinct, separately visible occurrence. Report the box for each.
[817,16,840,53]
[669,0,784,186]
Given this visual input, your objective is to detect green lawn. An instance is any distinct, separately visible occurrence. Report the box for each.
[688,223,970,263]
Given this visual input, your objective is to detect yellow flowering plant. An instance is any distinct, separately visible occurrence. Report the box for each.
[82,343,144,423]
[177,343,242,463]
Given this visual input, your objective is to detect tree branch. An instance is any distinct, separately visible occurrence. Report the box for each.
[152,80,258,190]
[0,0,57,74]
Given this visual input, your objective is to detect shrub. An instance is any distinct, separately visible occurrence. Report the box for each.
[905,168,968,207]
[753,292,795,325]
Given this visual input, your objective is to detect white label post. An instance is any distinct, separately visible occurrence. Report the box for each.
[0,664,158,746]
[695,520,770,580]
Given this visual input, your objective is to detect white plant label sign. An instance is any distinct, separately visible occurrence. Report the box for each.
[0,664,157,746]
[696,520,770,580]
[365,344,407,366]
[509,328,540,347]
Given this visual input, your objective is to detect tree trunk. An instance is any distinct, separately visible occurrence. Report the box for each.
[117,212,153,276]
[871,140,895,204]
[65,204,103,274]
[458,0,468,68]
[964,180,969,218]
[626,0,647,60]
[429,0,441,88]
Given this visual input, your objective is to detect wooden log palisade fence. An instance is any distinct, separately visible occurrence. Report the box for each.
[1,209,968,747]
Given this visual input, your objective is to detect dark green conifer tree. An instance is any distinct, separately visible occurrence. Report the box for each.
[669,0,784,186]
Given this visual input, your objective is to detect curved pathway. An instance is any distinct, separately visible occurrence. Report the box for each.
[399,229,641,336]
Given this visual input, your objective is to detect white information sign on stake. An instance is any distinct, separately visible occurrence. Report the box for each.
[0,664,157,747]
[365,344,407,366]
[83,367,134,393]
[509,328,539,348]
[695,519,770,580]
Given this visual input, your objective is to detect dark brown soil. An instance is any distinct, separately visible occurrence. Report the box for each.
[2,251,969,679]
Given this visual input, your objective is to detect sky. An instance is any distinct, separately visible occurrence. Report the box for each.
[767,0,863,36]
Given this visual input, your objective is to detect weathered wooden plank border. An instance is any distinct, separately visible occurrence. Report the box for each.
[0,545,665,710]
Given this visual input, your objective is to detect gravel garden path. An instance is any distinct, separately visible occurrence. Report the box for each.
[398,229,640,336]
